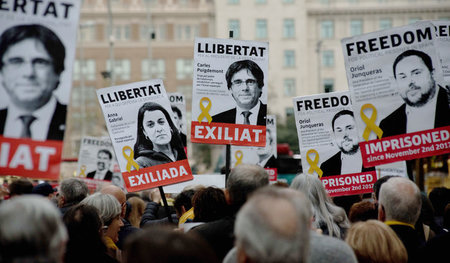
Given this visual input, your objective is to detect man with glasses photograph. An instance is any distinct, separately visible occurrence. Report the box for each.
[212,59,267,125]
[0,24,67,141]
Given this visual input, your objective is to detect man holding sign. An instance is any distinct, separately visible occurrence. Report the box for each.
[212,60,267,125]
[379,49,450,138]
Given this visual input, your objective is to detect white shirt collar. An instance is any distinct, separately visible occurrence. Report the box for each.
[235,101,261,125]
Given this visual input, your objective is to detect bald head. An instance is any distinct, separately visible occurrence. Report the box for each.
[101,184,126,217]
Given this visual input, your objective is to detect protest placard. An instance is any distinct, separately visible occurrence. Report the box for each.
[341,21,450,168]
[97,79,193,192]
[231,115,277,181]
[191,37,269,147]
[293,92,377,197]
[0,0,80,180]
[168,93,187,148]
[433,20,450,82]
[76,136,125,192]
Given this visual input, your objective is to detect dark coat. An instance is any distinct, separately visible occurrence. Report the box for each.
[212,102,267,125]
[389,224,424,263]
[135,149,184,168]
[320,151,374,177]
[86,170,113,181]
[0,102,67,141]
[379,87,450,138]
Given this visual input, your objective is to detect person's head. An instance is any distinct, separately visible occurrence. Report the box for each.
[331,110,359,155]
[8,178,33,197]
[235,187,311,263]
[126,196,146,228]
[393,49,436,107]
[0,195,68,263]
[372,175,396,203]
[0,24,65,112]
[80,193,124,243]
[171,105,183,130]
[32,182,57,199]
[101,184,127,218]
[63,203,106,261]
[256,128,274,157]
[378,177,422,225]
[96,149,112,172]
[348,200,378,223]
[173,189,196,218]
[124,226,219,263]
[58,178,88,208]
[226,60,264,110]
[428,186,450,216]
[345,219,407,263]
[290,173,349,238]
[134,102,186,157]
[192,186,228,222]
[226,164,269,211]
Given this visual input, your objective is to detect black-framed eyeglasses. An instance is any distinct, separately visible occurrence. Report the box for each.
[232,79,257,88]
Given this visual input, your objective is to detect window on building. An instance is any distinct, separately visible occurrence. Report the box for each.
[350,19,363,36]
[256,19,268,39]
[228,19,240,39]
[284,50,295,68]
[142,59,165,80]
[144,0,157,6]
[286,107,294,117]
[322,50,334,67]
[379,18,392,30]
[320,0,329,4]
[255,0,266,3]
[283,0,294,3]
[323,79,334,93]
[79,25,96,42]
[73,59,96,81]
[320,20,334,39]
[106,59,131,80]
[176,59,193,80]
[284,78,296,97]
[409,17,421,24]
[228,0,239,4]
[283,19,295,38]
[109,25,131,41]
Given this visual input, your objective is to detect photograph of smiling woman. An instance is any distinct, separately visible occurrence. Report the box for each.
[133,101,187,168]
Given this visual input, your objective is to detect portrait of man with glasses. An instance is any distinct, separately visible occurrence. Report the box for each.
[0,24,67,141]
[212,59,267,125]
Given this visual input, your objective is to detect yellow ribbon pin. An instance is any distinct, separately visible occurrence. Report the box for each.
[306,149,323,178]
[360,103,383,141]
[79,165,86,177]
[197,97,212,124]
[235,150,243,166]
[122,146,140,172]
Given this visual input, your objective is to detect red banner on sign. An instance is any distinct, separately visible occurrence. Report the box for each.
[320,171,376,197]
[360,126,450,167]
[122,159,193,192]
[191,121,266,146]
[265,168,278,182]
[0,136,62,180]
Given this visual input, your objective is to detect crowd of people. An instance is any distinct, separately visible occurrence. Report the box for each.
[0,164,449,263]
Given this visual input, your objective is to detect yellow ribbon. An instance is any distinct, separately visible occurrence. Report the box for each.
[306,149,323,178]
[360,103,383,141]
[235,150,243,166]
[122,146,140,172]
[79,165,86,177]
[197,97,212,124]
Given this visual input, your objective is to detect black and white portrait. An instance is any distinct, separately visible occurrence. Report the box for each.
[133,102,187,168]
[256,128,277,168]
[171,105,187,147]
[86,149,113,181]
[212,60,267,125]
[0,24,67,141]
[379,49,450,138]
[321,110,374,177]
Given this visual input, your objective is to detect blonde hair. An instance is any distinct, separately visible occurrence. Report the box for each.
[127,196,146,228]
[345,220,407,263]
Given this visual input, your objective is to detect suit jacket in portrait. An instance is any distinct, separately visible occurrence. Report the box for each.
[379,87,450,138]
[86,170,113,181]
[320,151,374,177]
[212,102,267,125]
[0,102,67,141]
